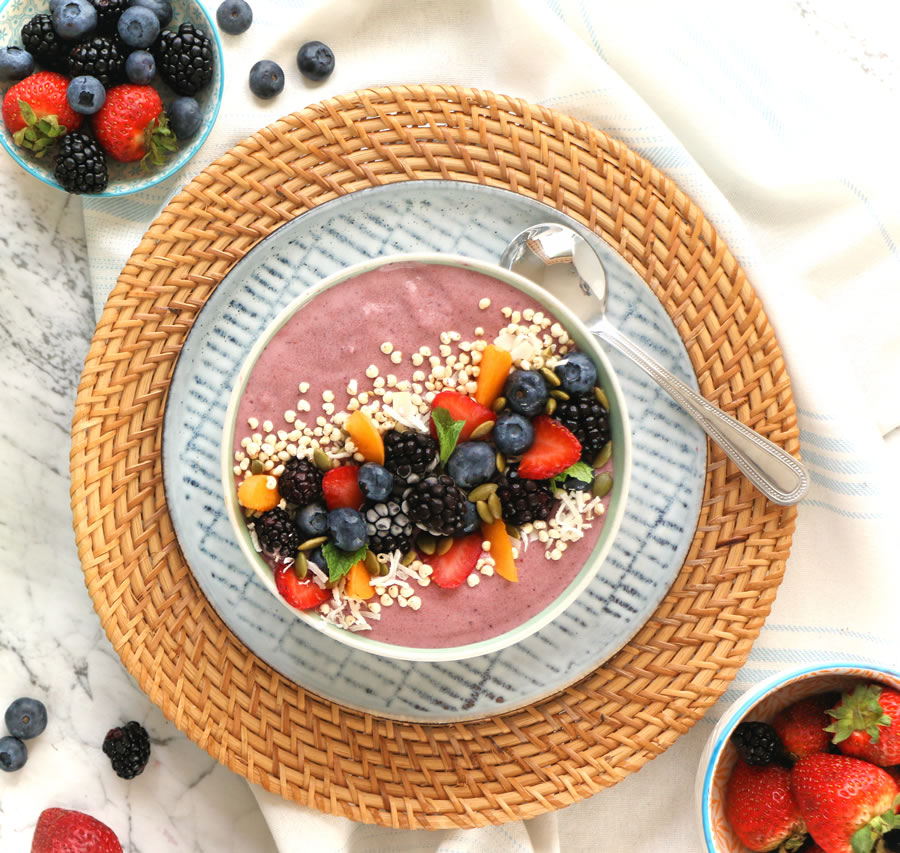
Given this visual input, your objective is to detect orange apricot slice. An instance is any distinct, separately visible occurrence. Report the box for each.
[345,410,385,464]
[474,344,513,408]
[344,558,374,599]
[481,518,518,582]
[237,473,280,512]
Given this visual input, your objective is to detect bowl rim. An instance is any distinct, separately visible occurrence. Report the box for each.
[220,251,633,662]
[0,0,224,197]
[698,661,900,853]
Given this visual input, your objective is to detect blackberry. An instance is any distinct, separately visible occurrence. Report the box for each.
[495,470,554,526]
[402,474,466,537]
[21,14,68,70]
[364,499,413,555]
[102,721,150,779]
[383,429,438,485]
[90,0,127,33]
[277,457,323,505]
[54,133,108,194]
[67,35,126,88]
[155,23,214,95]
[730,721,783,766]
[253,507,299,557]
[555,392,611,462]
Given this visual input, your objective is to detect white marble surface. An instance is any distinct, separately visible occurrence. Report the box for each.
[0,4,897,852]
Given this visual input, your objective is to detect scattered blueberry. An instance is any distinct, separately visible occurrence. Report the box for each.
[216,0,252,34]
[554,352,597,394]
[357,463,393,502]
[52,0,97,40]
[295,502,327,538]
[0,46,35,81]
[503,370,548,417]
[459,500,479,535]
[0,736,26,772]
[307,546,326,570]
[493,412,534,456]
[167,96,201,139]
[327,507,367,552]
[124,49,154,83]
[5,697,47,740]
[66,75,105,114]
[296,40,334,81]
[129,0,172,27]
[248,59,283,99]
[447,442,496,490]
[117,4,158,47]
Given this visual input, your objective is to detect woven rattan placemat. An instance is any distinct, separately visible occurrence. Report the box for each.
[70,85,799,829]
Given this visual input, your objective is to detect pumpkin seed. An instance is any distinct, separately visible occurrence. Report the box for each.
[487,492,503,521]
[593,440,613,469]
[592,472,613,498]
[470,420,494,440]
[436,536,453,556]
[593,386,609,410]
[293,551,308,579]
[544,397,557,416]
[402,550,417,566]
[496,451,507,473]
[550,389,570,401]
[250,459,264,475]
[313,448,332,471]
[325,577,340,588]
[379,563,391,576]
[505,523,520,541]
[491,396,507,413]
[540,366,561,387]
[364,550,380,575]
[298,535,327,551]
[417,532,436,555]
[476,500,494,524]
[468,482,498,503]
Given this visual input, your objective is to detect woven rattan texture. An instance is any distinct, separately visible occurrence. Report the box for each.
[70,85,798,829]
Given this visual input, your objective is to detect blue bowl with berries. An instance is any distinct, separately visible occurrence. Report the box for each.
[0,0,222,195]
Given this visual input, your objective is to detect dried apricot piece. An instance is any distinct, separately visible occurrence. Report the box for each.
[481,518,518,582]
[344,558,374,599]
[474,344,512,408]
[237,473,280,511]
[345,410,385,464]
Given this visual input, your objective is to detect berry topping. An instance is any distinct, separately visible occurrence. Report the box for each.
[254,507,300,557]
[167,95,201,138]
[383,429,438,485]
[216,0,252,34]
[555,392,611,463]
[294,502,327,538]
[53,0,98,41]
[102,721,150,779]
[364,499,413,555]
[458,500,480,535]
[116,4,158,48]
[495,469,554,526]
[248,58,283,99]
[493,411,534,456]
[447,441,496,490]
[124,49,155,84]
[502,370,548,417]
[730,721,784,766]
[326,507,367,551]
[0,47,35,81]
[67,35,125,90]
[89,0,128,33]
[32,808,122,853]
[426,533,482,589]
[429,391,496,442]
[357,462,393,502]
[21,15,68,70]
[67,75,106,115]
[155,23,214,95]
[517,415,581,479]
[554,351,597,394]
[403,474,467,536]
[277,456,323,505]
[0,736,27,772]
[5,696,47,739]
[130,0,172,26]
[274,564,330,609]
[321,465,364,510]
[296,39,334,81]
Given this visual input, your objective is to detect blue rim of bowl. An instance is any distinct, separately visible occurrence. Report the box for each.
[0,0,224,197]
[700,661,900,853]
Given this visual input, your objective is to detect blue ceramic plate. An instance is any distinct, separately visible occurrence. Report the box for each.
[162,180,708,722]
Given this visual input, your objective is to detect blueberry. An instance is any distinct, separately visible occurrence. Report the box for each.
[167,96,202,139]
[558,475,592,492]
[66,75,105,114]
[216,0,252,34]
[357,463,393,502]
[117,5,158,47]
[52,0,97,39]
[308,546,326,570]
[459,500,479,535]
[248,59,283,99]
[447,441,496,490]
[296,40,333,81]
[493,411,534,456]
[129,0,172,27]
[49,0,65,10]
[125,49,155,84]
[5,697,47,740]
[295,502,327,538]
[503,370,548,417]
[554,351,597,394]
[326,507,367,552]
[0,737,26,772]
[0,47,35,81]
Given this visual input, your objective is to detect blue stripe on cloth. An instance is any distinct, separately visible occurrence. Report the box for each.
[801,499,885,520]
[797,407,835,422]
[807,468,879,497]
[798,429,859,453]
[801,448,873,476]
[764,623,894,645]
[841,178,899,259]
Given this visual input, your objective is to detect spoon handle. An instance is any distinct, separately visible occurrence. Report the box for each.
[594,322,809,506]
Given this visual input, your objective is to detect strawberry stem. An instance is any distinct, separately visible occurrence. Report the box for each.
[825,684,892,745]
[141,112,177,169]
[12,99,66,158]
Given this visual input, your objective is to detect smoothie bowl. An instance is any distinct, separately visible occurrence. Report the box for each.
[221,253,631,662]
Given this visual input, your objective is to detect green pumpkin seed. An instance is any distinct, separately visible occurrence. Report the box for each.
[487,492,503,521]
[470,420,495,440]
[592,472,613,498]
[436,536,453,556]
[250,459,264,475]
[402,550,417,566]
[313,448,332,471]
[379,562,391,576]
[468,482,498,503]
[293,552,308,579]
[544,397,557,416]
[476,500,494,524]
[491,396,507,413]
[496,451,507,473]
[364,550,380,576]
[298,535,328,551]
[593,441,613,469]
[593,387,609,410]
[505,523,520,541]
[540,366,561,387]
[550,389,570,401]
[417,532,436,555]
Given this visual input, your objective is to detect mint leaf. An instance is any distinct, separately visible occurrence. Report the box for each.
[322,542,368,584]
[550,460,594,492]
[432,408,466,466]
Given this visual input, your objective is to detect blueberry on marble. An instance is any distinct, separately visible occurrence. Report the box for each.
[503,370,548,417]
[0,46,35,81]
[67,75,105,114]
[216,0,252,35]
[0,736,27,772]
[357,463,393,502]
[124,49,155,83]
[129,0,172,27]
[117,5,158,47]
[167,96,201,139]
[554,351,597,394]
[447,442,496,490]
[248,59,283,99]
[5,697,47,739]
[295,502,327,538]
[52,0,97,40]
[296,40,334,81]
[493,411,534,456]
[326,507,367,552]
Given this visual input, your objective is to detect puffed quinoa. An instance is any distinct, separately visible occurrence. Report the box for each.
[247,417,259,429]
[467,574,480,587]
[380,342,393,354]
[479,297,491,309]
[299,381,310,393]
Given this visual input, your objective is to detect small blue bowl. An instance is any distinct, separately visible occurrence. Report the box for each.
[0,0,223,196]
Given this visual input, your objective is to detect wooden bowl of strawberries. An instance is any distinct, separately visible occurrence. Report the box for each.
[697,663,900,853]
[0,0,222,195]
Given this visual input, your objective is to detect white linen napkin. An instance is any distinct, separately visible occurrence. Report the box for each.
[82,0,900,850]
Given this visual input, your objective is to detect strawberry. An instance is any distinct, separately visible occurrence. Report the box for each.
[92,84,176,164]
[424,533,482,589]
[775,694,837,760]
[790,752,900,853]
[826,685,900,767]
[31,807,122,853]
[2,72,81,157]
[321,465,364,510]
[517,415,581,479]
[429,391,495,441]
[725,758,807,852]
[274,564,330,610]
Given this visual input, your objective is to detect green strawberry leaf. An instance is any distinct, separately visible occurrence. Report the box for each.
[432,408,466,466]
[322,542,367,584]
[550,460,594,492]
[825,684,891,744]
[17,99,36,126]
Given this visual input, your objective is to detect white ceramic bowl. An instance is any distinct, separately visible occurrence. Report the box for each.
[696,661,900,853]
[221,252,632,662]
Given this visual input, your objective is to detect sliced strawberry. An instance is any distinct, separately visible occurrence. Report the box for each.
[274,564,330,610]
[429,391,496,441]
[517,415,581,479]
[321,465,364,510]
[425,533,483,589]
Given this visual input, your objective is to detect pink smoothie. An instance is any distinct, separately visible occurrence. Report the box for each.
[234,262,610,649]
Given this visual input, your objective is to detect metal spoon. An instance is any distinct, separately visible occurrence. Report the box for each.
[500,222,809,506]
